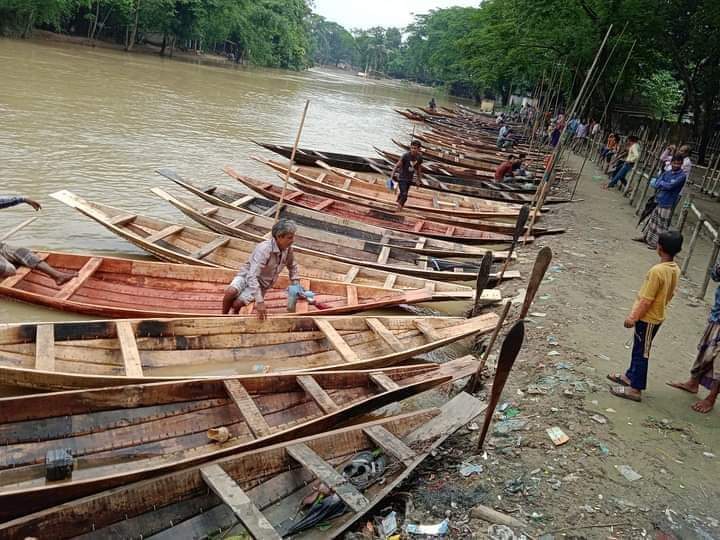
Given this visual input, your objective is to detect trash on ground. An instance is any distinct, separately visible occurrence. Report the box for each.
[616,464,642,482]
[546,426,569,446]
[547,335,559,346]
[547,350,561,356]
[467,422,479,431]
[502,407,521,419]
[494,419,528,436]
[530,312,546,317]
[379,511,398,537]
[405,519,449,536]
[487,524,518,540]
[703,452,716,458]
[459,462,484,477]
[590,414,608,424]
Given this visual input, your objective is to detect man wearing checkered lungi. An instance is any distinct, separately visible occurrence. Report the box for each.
[637,155,687,249]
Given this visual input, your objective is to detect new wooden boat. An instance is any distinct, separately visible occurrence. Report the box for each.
[0,360,474,519]
[150,188,517,286]
[156,168,510,259]
[255,155,522,219]
[51,190,494,297]
[0,313,499,390]
[375,148,498,182]
[225,170,519,245]
[394,108,426,121]
[255,141,386,173]
[0,393,484,539]
[394,137,504,169]
[0,251,431,319]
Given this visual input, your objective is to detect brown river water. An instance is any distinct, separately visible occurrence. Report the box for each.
[0,38,469,328]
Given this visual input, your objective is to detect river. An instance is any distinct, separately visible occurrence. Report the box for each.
[0,38,457,324]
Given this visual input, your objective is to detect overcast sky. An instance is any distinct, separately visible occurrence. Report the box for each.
[313,0,479,30]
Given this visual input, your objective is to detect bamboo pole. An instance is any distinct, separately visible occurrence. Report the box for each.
[274,100,310,223]
[0,216,38,242]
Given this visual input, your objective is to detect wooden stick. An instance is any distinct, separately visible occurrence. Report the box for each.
[0,216,38,242]
[471,251,494,317]
[477,320,525,450]
[274,100,310,223]
[520,246,553,319]
[467,299,511,394]
[498,204,530,280]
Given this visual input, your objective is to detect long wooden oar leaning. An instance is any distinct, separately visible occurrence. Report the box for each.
[0,358,479,521]
[0,393,485,539]
[0,314,499,391]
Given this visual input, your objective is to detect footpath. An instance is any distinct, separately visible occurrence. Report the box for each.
[385,155,720,539]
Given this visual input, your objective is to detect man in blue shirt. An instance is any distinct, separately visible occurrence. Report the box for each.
[0,195,76,285]
[668,261,720,413]
[636,155,687,248]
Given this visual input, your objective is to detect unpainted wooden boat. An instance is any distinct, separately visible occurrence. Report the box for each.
[51,190,493,298]
[225,170,519,245]
[394,137,502,171]
[0,392,484,539]
[0,313,498,390]
[256,155,522,220]
[418,106,456,118]
[0,251,431,319]
[394,107,426,121]
[0,359,475,520]
[255,141,385,173]
[156,168,510,259]
[375,147,497,181]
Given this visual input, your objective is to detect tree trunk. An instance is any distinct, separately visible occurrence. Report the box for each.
[126,0,141,52]
[88,1,99,38]
[160,32,167,56]
[21,9,35,39]
[169,35,176,58]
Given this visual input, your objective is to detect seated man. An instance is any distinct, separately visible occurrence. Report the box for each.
[223,219,299,320]
[0,195,76,285]
[494,155,522,182]
[496,125,514,149]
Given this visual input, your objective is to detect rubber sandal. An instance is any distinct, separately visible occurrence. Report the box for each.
[609,385,641,402]
[606,374,629,386]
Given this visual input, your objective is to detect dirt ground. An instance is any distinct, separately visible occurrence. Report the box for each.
[357,154,720,539]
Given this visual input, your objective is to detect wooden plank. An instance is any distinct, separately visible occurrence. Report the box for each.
[363,425,416,462]
[377,246,391,264]
[446,226,456,236]
[412,220,425,233]
[228,214,256,228]
[342,177,352,190]
[313,199,334,211]
[414,238,427,249]
[296,375,339,413]
[116,321,143,378]
[191,236,230,260]
[383,274,397,289]
[200,464,282,540]
[313,319,358,363]
[200,207,220,216]
[35,323,55,371]
[223,379,272,438]
[145,224,185,244]
[369,371,400,392]
[229,195,255,208]
[109,214,137,226]
[365,318,404,352]
[56,257,103,300]
[287,443,370,513]
[343,266,360,283]
[413,319,443,342]
[346,285,358,307]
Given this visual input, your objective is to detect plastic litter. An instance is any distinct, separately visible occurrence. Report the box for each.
[616,464,642,482]
[488,524,517,540]
[459,462,484,477]
[590,414,607,424]
[546,426,569,446]
[379,511,398,537]
[405,519,449,536]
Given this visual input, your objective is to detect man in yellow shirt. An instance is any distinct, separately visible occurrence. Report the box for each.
[607,231,683,401]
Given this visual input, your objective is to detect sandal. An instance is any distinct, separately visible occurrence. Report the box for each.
[606,374,629,386]
[609,385,641,402]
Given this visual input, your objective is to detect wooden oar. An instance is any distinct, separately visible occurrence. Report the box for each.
[0,216,38,242]
[466,299,511,393]
[497,204,530,282]
[470,250,494,317]
[520,246,553,319]
[476,319,525,450]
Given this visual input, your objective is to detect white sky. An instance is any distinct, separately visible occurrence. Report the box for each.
[313,0,479,30]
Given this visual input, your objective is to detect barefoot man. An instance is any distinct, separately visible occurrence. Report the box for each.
[668,261,720,413]
[0,196,76,285]
[222,219,299,320]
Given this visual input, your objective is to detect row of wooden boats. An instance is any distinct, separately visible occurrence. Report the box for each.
[0,103,558,536]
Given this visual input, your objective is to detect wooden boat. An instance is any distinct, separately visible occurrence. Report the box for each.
[0,313,499,390]
[375,147,498,181]
[151,189,518,286]
[419,106,456,118]
[395,137,504,168]
[52,190,494,298]
[0,360,474,519]
[394,108,426,121]
[225,170,520,245]
[0,392,484,539]
[0,251,431,319]
[255,141,386,173]
[256,155,522,219]
[156,168,509,259]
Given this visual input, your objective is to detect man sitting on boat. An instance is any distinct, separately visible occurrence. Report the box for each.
[0,195,76,285]
[494,155,522,182]
[223,219,300,320]
[389,140,423,209]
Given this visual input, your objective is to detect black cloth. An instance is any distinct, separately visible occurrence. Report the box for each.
[399,152,422,181]
[397,180,412,207]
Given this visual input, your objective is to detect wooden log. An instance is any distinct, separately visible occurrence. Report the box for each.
[470,504,527,529]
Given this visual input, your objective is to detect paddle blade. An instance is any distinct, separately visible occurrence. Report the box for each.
[471,251,494,317]
[477,320,525,449]
[520,246,553,319]
[514,204,531,242]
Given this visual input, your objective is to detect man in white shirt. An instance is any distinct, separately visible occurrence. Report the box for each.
[607,136,641,189]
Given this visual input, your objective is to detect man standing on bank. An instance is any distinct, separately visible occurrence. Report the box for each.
[0,195,76,285]
[389,140,423,209]
[222,219,300,320]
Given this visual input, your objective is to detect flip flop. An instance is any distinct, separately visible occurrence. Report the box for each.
[609,385,641,402]
[606,374,629,386]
